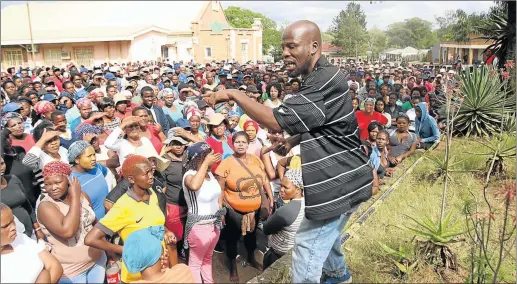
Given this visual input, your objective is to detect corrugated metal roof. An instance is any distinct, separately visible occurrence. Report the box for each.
[1,1,210,44]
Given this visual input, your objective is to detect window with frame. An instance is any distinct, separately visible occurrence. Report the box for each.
[205,47,212,58]
[44,49,62,67]
[241,43,248,63]
[3,49,24,68]
[74,48,94,67]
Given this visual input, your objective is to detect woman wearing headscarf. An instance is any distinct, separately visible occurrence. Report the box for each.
[69,98,93,134]
[185,107,208,141]
[243,120,264,157]
[85,155,177,283]
[68,141,110,219]
[355,98,388,140]
[32,100,56,128]
[214,103,230,118]
[0,156,43,239]
[215,131,273,283]
[205,113,233,173]
[3,112,36,152]
[0,202,63,283]
[98,97,121,133]
[182,142,226,283]
[36,161,106,284]
[261,167,305,269]
[159,88,183,123]
[132,106,166,154]
[415,102,440,149]
[121,226,194,283]
[103,115,156,166]
[225,111,240,137]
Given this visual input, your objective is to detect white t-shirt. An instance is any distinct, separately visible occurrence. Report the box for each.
[103,127,155,165]
[1,233,45,283]
[182,170,221,217]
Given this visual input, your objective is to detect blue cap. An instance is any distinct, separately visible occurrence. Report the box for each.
[422,74,428,79]
[218,71,227,76]
[166,68,174,73]
[43,94,57,102]
[105,72,115,80]
[174,63,181,69]
[176,118,191,129]
[79,68,88,73]
[1,102,21,114]
[430,74,436,78]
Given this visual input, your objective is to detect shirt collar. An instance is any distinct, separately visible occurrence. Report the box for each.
[126,187,153,202]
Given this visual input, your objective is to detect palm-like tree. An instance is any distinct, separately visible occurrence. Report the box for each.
[478,1,516,68]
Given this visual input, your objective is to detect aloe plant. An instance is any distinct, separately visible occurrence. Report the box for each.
[401,211,466,270]
[379,243,418,278]
[455,67,515,137]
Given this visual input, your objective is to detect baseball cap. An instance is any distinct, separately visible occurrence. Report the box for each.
[1,102,21,114]
[79,68,88,73]
[164,128,189,145]
[174,63,181,69]
[246,85,259,93]
[178,83,190,92]
[114,93,130,105]
[43,94,57,102]
[218,71,227,77]
[440,68,446,73]
[104,72,115,80]
[196,99,208,109]
[176,119,192,130]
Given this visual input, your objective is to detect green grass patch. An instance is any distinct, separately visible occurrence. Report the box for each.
[344,137,516,283]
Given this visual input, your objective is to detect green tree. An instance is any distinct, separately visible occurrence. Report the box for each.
[367,27,387,59]
[322,32,334,44]
[224,6,279,55]
[329,2,368,58]
[435,9,487,42]
[386,18,438,49]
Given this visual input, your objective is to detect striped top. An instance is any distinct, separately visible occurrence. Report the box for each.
[273,56,374,220]
[263,198,305,254]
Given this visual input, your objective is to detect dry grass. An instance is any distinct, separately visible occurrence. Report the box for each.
[343,137,516,283]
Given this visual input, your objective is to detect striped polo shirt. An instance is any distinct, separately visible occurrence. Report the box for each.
[273,56,374,221]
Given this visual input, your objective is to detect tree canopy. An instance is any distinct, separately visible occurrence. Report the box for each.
[329,2,368,58]
[224,6,280,56]
[385,18,438,49]
[435,9,487,42]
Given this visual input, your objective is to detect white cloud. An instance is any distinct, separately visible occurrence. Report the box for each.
[222,1,494,31]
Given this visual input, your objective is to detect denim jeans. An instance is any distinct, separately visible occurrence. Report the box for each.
[59,252,107,284]
[291,208,356,283]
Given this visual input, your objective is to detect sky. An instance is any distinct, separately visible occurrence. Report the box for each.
[1,1,494,31]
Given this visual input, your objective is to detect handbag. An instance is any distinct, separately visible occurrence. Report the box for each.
[234,156,271,221]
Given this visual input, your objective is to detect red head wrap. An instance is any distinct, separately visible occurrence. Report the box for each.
[243,120,259,132]
[42,161,72,179]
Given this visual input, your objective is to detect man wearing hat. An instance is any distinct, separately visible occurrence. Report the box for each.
[174,63,187,83]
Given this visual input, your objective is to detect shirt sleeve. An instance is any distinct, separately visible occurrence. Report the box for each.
[273,87,327,135]
[96,201,131,237]
[263,200,301,235]
[214,159,230,178]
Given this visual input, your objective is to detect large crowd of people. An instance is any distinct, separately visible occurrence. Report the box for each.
[0,20,452,283]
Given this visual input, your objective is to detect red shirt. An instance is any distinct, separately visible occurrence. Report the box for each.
[355,111,388,140]
[11,134,35,153]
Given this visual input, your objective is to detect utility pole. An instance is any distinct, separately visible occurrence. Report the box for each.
[26,1,36,67]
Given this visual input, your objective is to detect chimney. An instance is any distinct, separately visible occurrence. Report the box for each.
[252,18,262,30]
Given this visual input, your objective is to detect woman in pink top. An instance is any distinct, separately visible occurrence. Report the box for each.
[4,113,36,153]
[132,106,166,154]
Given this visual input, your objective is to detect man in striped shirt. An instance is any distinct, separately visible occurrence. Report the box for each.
[206,20,377,283]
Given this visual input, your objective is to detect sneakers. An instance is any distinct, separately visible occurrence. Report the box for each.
[214,243,224,254]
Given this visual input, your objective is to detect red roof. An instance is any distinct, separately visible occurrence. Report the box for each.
[322,43,343,52]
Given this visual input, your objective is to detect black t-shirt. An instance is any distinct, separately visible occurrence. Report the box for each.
[162,159,187,207]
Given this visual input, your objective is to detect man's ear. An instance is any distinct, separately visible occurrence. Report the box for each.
[311,41,320,55]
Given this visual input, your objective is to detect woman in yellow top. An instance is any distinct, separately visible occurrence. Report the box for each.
[84,155,176,283]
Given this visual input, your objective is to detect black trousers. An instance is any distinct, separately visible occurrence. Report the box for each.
[263,248,284,269]
[224,207,258,260]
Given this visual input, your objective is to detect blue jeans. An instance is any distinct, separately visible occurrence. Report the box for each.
[292,208,355,283]
[59,252,107,284]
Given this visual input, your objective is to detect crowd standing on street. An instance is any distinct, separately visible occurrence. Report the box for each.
[0,19,465,283]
